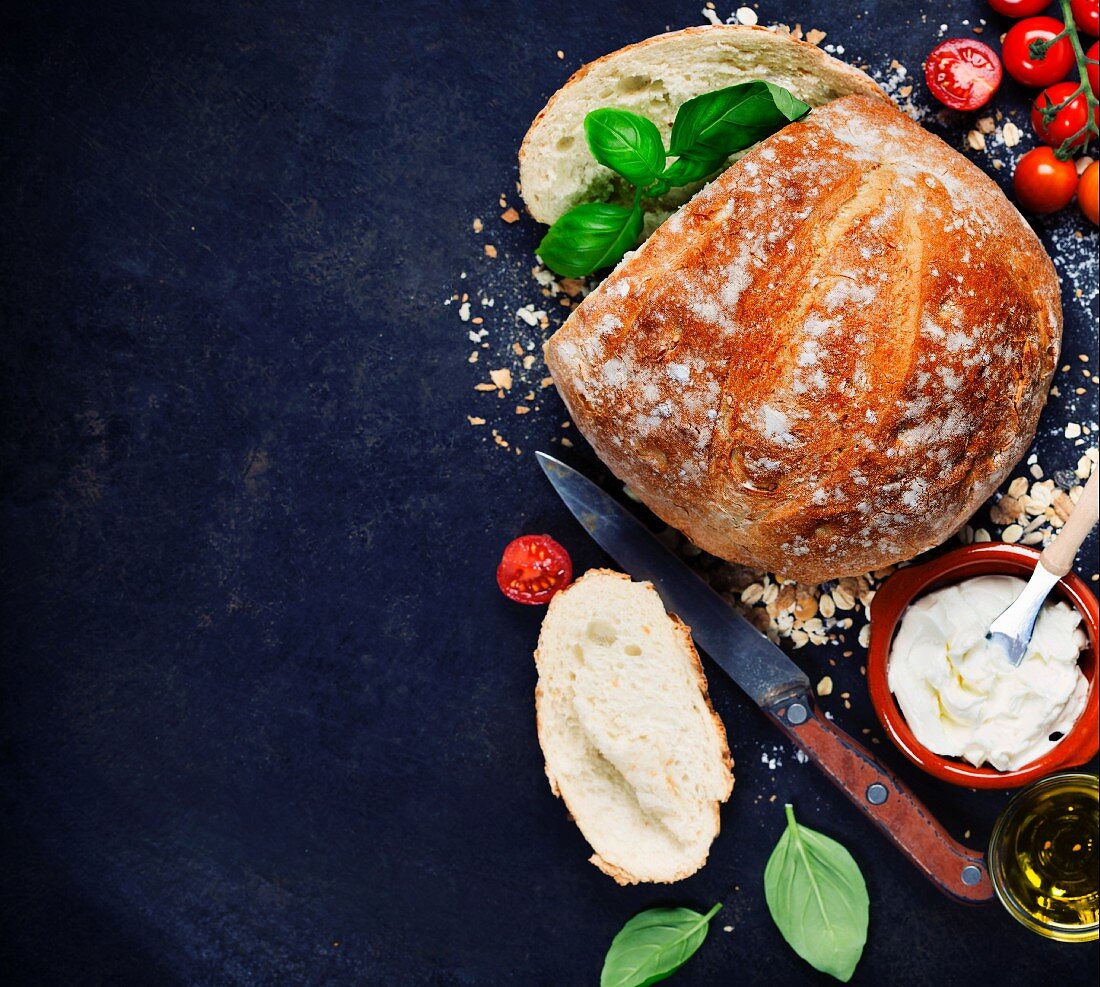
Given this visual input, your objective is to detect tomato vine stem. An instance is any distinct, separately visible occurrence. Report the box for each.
[1043,0,1100,159]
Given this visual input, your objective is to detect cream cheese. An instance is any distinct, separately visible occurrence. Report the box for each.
[888,575,1088,771]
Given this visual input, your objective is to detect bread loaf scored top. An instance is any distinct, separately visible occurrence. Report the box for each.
[545,95,1061,584]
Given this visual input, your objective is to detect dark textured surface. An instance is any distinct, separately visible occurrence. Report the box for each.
[1,1,1097,984]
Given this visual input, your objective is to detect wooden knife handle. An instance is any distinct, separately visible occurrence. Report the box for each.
[766,698,994,903]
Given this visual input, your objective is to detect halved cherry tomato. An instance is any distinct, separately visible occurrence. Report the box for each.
[1071,0,1100,36]
[988,0,1056,15]
[1031,80,1099,147]
[1088,40,1099,96]
[924,38,1002,110]
[1013,146,1080,212]
[1002,17,1076,87]
[1080,160,1100,223]
[497,534,572,605]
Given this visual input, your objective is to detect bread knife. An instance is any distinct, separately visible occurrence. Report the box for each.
[536,452,994,903]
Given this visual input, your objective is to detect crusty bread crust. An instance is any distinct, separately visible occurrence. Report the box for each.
[545,95,1061,584]
[519,25,886,224]
[534,568,733,885]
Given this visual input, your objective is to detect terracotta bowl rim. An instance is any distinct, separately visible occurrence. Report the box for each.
[866,542,1100,790]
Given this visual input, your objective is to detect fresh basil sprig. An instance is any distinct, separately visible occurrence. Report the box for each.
[536,81,811,278]
[764,804,869,983]
[600,903,721,987]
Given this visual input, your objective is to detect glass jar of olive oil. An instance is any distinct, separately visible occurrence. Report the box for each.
[989,772,1098,942]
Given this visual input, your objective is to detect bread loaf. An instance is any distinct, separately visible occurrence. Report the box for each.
[519,25,885,227]
[545,95,1061,584]
[534,569,733,884]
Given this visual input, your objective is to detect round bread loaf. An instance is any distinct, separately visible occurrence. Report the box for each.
[545,95,1061,584]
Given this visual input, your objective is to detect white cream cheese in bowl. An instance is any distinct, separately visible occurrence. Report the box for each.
[887,575,1088,771]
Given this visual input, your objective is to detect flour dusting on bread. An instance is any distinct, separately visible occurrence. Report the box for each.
[545,95,1061,584]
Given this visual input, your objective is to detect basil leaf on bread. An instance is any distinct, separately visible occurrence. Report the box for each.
[536,81,810,278]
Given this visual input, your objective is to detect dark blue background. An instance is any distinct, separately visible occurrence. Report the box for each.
[1,1,1097,983]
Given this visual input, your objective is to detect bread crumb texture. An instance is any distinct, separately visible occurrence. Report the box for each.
[534,570,732,883]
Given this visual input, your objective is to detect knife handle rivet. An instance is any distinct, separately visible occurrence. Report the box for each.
[866,782,889,805]
[961,865,983,886]
[786,702,808,725]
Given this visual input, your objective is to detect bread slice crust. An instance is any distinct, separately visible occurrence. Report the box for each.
[545,95,1061,584]
[534,569,733,885]
[519,24,885,225]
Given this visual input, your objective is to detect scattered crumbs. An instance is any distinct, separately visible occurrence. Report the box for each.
[794,748,809,764]
[805,28,827,45]
[484,243,497,258]
[467,416,486,426]
[817,675,834,697]
[555,49,564,60]
[723,926,734,934]
[489,368,513,390]
[472,217,483,233]
[501,207,520,223]
[515,405,531,415]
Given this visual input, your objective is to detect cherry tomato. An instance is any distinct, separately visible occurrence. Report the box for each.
[1031,80,1099,147]
[1088,40,1099,95]
[924,38,1003,110]
[1002,17,1076,87]
[1013,146,1080,212]
[496,534,572,605]
[1080,160,1100,223]
[1071,0,1100,36]
[987,0,1055,15]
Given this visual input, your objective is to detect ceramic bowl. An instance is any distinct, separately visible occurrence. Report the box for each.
[866,542,1099,789]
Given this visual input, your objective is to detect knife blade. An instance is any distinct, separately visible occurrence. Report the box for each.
[537,451,994,904]
[536,452,809,709]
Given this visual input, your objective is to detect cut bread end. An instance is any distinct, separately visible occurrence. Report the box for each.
[535,569,733,884]
[519,25,886,227]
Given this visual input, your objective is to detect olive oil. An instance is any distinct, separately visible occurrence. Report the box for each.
[990,773,1099,941]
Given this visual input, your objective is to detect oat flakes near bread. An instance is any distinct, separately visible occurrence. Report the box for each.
[545,95,1061,585]
[519,25,885,226]
[534,569,733,884]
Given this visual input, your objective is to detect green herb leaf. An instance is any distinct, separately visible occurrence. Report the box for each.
[584,108,666,187]
[660,151,729,187]
[600,903,721,987]
[536,201,644,278]
[764,804,869,983]
[669,80,810,158]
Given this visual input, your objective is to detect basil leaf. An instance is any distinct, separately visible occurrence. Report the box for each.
[536,201,644,278]
[669,80,810,158]
[600,903,721,987]
[660,151,729,187]
[584,108,666,187]
[764,804,869,983]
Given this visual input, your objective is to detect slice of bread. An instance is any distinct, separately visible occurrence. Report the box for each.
[534,569,733,884]
[519,25,885,226]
